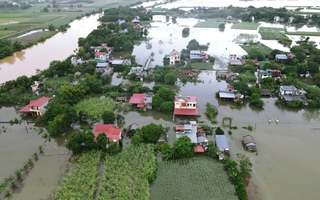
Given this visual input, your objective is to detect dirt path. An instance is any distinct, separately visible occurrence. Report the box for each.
[246,181,262,200]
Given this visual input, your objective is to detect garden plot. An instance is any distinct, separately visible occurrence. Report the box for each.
[150,157,237,200]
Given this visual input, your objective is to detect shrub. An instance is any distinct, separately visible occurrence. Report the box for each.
[215,127,224,135]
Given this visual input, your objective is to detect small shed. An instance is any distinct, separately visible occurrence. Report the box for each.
[261,89,271,96]
[158,134,168,145]
[242,135,257,152]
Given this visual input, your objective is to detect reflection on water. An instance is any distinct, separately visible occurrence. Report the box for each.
[0,14,101,84]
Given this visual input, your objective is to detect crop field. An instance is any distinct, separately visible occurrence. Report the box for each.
[97,145,157,199]
[0,30,16,37]
[52,145,157,199]
[231,22,260,30]
[232,33,259,44]
[150,157,237,200]
[286,31,320,36]
[53,151,101,199]
[240,42,273,56]
[191,62,213,70]
[259,27,289,40]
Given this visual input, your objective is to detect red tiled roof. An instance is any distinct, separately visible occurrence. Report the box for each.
[129,93,145,107]
[19,97,51,113]
[194,145,205,153]
[95,52,106,56]
[93,124,121,142]
[174,108,199,116]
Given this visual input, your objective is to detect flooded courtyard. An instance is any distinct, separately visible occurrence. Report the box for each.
[1,1,320,199]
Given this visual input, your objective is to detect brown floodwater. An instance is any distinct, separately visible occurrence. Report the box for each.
[0,13,101,84]
[1,12,320,200]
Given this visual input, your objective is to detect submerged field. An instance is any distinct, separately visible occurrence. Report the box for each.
[150,157,237,200]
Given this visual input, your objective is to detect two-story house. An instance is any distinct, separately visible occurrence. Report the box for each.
[94,52,108,61]
[174,95,199,116]
[19,97,51,116]
[166,49,181,65]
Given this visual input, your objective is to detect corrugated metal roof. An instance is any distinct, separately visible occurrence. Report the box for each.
[219,92,235,98]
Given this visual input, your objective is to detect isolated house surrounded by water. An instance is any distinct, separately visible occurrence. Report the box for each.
[219,85,243,102]
[173,95,199,116]
[166,49,181,65]
[19,97,51,116]
[93,124,122,144]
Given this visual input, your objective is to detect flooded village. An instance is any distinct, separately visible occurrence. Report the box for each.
[1,0,320,199]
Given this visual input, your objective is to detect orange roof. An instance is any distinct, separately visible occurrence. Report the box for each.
[194,145,205,153]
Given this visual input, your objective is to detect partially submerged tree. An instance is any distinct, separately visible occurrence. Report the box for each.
[237,153,253,179]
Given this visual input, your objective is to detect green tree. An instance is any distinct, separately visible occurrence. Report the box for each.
[164,72,177,84]
[102,110,115,124]
[96,132,107,151]
[48,24,55,31]
[141,123,165,144]
[48,114,69,136]
[237,153,253,179]
[250,93,264,108]
[215,127,225,135]
[152,94,164,110]
[173,135,194,159]
[106,142,121,155]
[131,131,144,145]
[160,101,173,114]
[158,86,175,101]
[161,142,173,160]
[66,131,86,154]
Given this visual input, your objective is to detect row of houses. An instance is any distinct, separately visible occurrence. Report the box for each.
[166,49,208,66]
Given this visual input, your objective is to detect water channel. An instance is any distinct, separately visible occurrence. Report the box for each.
[1,2,320,199]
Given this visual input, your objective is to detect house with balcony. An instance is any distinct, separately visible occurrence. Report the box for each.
[93,124,122,144]
[173,95,199,116]
[129,93,153,110]
[166,49,181,65]
[19,97,51,116]
[279,85,307,102]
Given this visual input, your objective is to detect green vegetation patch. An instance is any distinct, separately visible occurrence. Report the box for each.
[53,151,101,199]
[150,157,237,200]
[231,22,260,30]
[240,42,273,56]
[232,33,259,44]
[190,62,213,70]
[259,27,288,40]
[16,31,57,45]
[21,15,61,24]
[0,30,16,37]
[98,145,157,199]
[286,31,320,36]
[74,97,116,121]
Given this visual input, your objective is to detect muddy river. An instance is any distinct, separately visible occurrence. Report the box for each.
[1,1,320,199]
